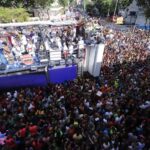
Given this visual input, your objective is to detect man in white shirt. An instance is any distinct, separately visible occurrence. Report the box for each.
[56,36,62,51]
[0,38,3,49]
[26,41,36,57]
[32,34,38,44]
[78,37,84,50]
[21,34,27,51]
[12,45,22,59]
[68,43,74,55]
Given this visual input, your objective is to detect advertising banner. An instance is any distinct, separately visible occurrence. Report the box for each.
[20,54,33,65]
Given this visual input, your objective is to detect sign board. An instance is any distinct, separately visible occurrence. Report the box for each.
[20,54,33,65]
[50,50,61,61]
[116,17,124,25]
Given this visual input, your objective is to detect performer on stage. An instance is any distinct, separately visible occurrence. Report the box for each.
[2,42,14,64]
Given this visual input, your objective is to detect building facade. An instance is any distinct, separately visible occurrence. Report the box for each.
[123,0,149,29]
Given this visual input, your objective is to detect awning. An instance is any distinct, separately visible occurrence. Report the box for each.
[0,20,77,27]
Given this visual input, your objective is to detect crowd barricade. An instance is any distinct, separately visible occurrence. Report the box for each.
[136,24,150,30]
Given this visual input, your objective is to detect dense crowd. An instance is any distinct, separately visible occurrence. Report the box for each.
[0,23,86,68]
[0,18,112,69]
[0,19,150,150]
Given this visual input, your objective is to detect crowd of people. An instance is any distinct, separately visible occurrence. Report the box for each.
[0,23,86,69]
[0,18,116,70]
[0,18,150,150]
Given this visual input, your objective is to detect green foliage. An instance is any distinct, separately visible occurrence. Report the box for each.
[34,0,53,8]
[86,0,133,16]
[93,0,115,16]
[102,0,112,6]
[119,0,133,9]
[0,7,30,23]
[0,0,23,7]
[58,0,69,7]
[0,0,53,8]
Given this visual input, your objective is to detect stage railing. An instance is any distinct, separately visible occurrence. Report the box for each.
[0,48,83,75]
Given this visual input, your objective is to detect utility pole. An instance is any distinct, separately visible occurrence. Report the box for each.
[68,0,70,8]
[83,0,86,11]
[114,0,119,16]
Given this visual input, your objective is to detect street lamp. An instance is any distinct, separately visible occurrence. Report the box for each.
[114,0,119,16]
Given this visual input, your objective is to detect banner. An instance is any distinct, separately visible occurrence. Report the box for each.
[116,17,124,25]
[20,54,33,65]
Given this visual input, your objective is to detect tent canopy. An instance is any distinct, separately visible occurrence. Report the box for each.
[0,20,77,27]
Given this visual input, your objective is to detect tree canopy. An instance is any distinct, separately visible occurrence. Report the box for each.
[58,0,68,7]
[86,0,133,17]
[0,0,24,7]
[0,0,53,8]
[0,7,30,23]
[119,0,133,9]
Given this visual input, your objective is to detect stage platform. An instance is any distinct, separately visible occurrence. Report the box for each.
[48,65,77,84]
[0,65,77,89]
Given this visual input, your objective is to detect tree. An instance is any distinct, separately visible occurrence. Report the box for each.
[86,0,133,17]
[118,0,133,9]
[0,0,53,8]
[102,0,113,16]
[28,0,53,8]
[58,0,69,7]
[94,0,115,16]
[0,0,23,7]
[0,7,30,23]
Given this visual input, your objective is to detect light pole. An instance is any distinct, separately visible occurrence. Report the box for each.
[68,0,70,8]
[114,0,119,16]
[83,0,85,11]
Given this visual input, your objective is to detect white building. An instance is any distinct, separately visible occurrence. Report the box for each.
[123,0,149,28]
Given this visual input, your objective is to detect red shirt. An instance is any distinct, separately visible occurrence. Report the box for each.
[19,128,26,138]
[29,125,38,136]
[5,137,16,148]
[32,140,43,150]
